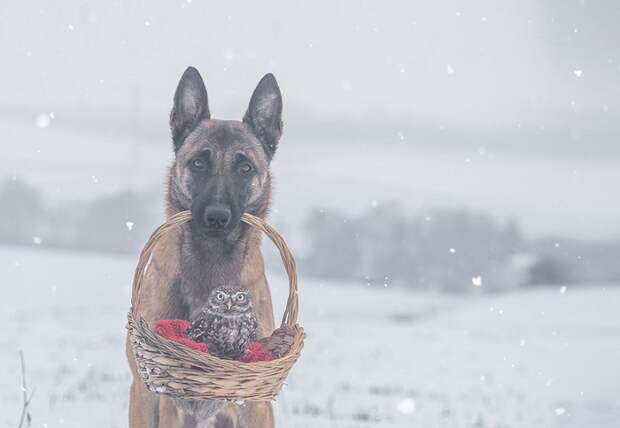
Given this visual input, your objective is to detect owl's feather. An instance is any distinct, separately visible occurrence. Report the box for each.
[186,287,258,360]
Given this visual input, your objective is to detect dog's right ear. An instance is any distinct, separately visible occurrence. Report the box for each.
[170,67,210,151]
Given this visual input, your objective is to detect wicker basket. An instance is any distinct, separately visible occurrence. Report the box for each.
[127,211,304,401]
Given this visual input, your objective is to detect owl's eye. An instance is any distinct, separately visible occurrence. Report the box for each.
[216,292,225,301]
[236,293,246,302]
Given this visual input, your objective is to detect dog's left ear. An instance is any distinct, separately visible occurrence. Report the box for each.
[170,66,211,151]
[243,74,283,159]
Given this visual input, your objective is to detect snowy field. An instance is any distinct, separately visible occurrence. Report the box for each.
[1,246,619,428]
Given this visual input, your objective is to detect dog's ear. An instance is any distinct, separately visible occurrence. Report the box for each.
[170,67,210,151]
[243,73,283,159]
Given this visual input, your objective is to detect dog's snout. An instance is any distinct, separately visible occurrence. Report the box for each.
[203,206,231,230]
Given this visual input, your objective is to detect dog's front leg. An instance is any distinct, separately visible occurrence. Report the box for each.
[129,377,160,428]
[235,402,274,428]
[172,397,227,422]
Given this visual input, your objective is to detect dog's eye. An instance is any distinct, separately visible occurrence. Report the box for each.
[191,158,206,170]
[238,162,254,175]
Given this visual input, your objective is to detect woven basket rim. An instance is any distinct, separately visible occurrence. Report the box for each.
[128,313,304,367]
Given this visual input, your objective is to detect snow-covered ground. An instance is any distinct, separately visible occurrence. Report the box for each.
[1,246,619,427]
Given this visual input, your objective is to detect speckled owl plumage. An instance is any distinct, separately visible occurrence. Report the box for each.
[186,287,258,360]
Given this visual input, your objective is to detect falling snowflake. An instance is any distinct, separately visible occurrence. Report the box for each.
[397,398,416,415]
[559,286,567,294]
[449,248,456,254]
[573,70,583,78]
[446,64,455,74]
[471,276,482,287]
[555,407,566,416]
[32,236,42,245]
[35,113,52,128]
[125,221,135,231]
[67,23,74,31]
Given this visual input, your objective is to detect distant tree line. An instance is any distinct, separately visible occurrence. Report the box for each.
[301,204,524,291]
[301,205,620,291]
[0,178,162,255]
[1,177,619,291]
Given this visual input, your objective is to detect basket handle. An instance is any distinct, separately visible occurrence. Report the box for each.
[240,213,299,328]
[130,211,299,329]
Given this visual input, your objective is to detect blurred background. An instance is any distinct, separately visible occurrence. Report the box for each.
[1,1,619,427]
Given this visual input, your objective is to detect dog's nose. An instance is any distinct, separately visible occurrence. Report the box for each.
[203,206,231,229]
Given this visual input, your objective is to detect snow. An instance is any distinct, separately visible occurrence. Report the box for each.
[35,114,52,129]
[1,246,619,427]
[396,398,416,415]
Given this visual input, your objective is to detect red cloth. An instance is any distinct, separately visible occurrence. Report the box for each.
[239,342,274,363]
[154,319,209,352]
[154,319,273,362]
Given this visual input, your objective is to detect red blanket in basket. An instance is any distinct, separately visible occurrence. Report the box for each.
[154,320,274,363]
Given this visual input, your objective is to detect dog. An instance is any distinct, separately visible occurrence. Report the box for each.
[126,66,283,428]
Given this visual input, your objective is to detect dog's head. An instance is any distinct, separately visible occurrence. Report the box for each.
[167,67,282,237]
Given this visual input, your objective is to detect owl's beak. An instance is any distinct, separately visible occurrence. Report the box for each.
[226,300,233,310]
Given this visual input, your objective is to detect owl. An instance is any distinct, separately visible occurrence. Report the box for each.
[186,287,258,360]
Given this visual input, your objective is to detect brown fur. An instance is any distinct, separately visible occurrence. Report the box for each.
[127,68,283,428]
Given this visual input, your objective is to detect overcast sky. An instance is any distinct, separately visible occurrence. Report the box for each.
[1,1,619,239]
[1,0,618,133]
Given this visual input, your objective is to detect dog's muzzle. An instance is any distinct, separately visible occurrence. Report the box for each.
[203,205,231,230]
[191,199,241,236]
